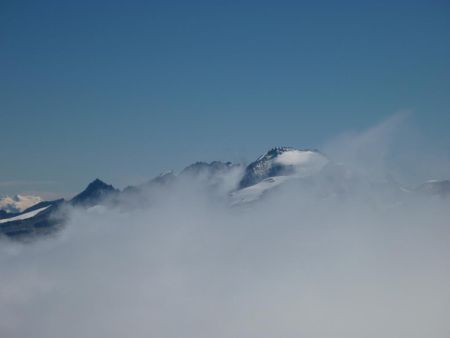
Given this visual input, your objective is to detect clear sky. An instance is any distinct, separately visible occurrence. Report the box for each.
[1,0,449,196]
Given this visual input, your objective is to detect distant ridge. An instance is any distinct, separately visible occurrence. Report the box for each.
[1,147,449,240]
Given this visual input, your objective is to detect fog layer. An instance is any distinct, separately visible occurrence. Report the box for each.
[1,116,449,338]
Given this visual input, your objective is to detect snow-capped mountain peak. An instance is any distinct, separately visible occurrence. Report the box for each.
[239,147,328,189]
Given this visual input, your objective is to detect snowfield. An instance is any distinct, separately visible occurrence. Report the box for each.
[233,148,329,204]
[0,206,50,224]
[275,149,328,176]
[230,176,290,205]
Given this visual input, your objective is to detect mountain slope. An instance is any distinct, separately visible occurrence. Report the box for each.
[239,147,328,189]
[230,147,329,205]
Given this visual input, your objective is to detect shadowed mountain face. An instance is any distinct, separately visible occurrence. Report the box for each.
[71,179,119,208]
[180,161,236,177]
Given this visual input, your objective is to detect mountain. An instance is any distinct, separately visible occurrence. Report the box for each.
[238,147,328,189]
[122,171,176,195]
[180,161,236,177]
[0,178,119,239]
[0,199,65,238]
[0,194,42,213]
[147,171,177,186]
[1,147,449,240]
[230,148,328,205]
[71,179,119,207]
[121,162,243,207]
[0,179,120,239]
[180,161,243,194]
[120,172,177,209]
[21,199,65,213]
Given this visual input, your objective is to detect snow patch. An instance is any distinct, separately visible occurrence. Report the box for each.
[275,150,328,176]
[0,206,50,224]
[230,176,290,205]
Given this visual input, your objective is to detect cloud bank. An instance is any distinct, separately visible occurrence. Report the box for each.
[1,115,449,338]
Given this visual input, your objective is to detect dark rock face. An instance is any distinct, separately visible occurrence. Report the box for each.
[71,179,118,207]
[180,161,235,178]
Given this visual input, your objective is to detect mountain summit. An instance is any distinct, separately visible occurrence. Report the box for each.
[71,179,118,207]
[239,147,328,189]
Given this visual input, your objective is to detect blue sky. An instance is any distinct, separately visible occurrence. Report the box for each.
[1,0,449,196]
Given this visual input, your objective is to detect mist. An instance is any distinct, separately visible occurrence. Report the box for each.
[1,117,450,338]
